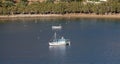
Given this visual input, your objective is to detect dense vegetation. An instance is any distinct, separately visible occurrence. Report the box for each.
[0,0,120,15]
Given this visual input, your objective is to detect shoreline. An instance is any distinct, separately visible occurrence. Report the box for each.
[0,14,120,19]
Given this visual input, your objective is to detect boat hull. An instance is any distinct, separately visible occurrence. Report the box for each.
[49,41,70,46]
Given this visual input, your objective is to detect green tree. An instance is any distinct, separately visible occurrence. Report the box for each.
[15,1,27,14]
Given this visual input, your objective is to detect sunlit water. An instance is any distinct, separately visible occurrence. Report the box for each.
[0,18,120,64]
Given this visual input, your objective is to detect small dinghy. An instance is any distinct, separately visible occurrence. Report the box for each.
[52,25,62,30]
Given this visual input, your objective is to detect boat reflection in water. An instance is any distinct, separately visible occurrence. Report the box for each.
[49,46,66,57]
[49,46,67,63]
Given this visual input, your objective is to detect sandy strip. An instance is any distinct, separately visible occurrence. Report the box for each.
[63,14,120,19]
[0,14,120,19]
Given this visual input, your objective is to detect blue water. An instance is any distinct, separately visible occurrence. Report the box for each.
[0,18,120,64]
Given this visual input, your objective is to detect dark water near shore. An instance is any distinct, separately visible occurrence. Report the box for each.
[0,18,120,64]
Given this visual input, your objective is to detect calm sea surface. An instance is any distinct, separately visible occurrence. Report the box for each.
[0,18,120,64]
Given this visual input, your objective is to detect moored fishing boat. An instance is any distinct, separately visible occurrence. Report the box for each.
[49,32,70,46]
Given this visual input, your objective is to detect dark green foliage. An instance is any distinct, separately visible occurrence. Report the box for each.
[21,0,28,2]
[0,0,120,15]
[89,0,99,2]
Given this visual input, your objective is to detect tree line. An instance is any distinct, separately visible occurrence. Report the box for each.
[0,0,120,15]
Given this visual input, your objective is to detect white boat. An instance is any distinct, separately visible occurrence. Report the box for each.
[52,25,62,30]
[49,32,70,46]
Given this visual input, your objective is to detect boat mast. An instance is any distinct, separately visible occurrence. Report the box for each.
[54,32,57,40]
